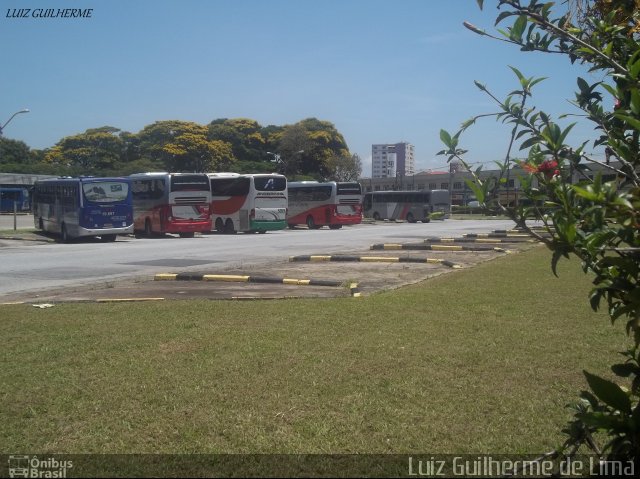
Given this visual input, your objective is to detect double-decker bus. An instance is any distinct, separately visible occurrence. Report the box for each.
[129,172,211,238]
[0,186,30,212]
[208,173,287,233]
[33,177,134,242]
[287,181,362,229]
[363,189,450,223]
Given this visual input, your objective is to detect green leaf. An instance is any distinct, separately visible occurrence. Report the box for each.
[579,411,625,429]
[439,129,453,148]
[583,371,632,414]
[577,77,589,93]
[572,185,600,201]
[520,136,540,150]
[613,113,640,131]
[551,249,565,277]
[465,179,485,203]
[627,50,640,79]
[509,65,525,84]
[510,15,527,43]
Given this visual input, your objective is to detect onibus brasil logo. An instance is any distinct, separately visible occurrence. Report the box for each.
[8,456,73,478]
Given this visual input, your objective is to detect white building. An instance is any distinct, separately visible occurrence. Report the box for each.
[371,142,415,178]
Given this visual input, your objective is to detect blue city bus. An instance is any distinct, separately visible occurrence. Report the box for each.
[33,177,134,242]
[0,186,30,212]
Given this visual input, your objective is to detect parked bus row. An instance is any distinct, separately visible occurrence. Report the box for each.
[31,174,450,241]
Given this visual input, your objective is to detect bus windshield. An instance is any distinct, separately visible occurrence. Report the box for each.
[337,183,361,195]
[170,175,210,192]
[83,181,129,203]
[254,176,286,191]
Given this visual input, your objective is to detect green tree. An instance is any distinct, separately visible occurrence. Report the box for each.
[439,0,640,464]
[137,120,235,172]
[274,118,351,179]
[274,123,313,178]
[44,126,125,175]
[325,153,363,181]
[164,132,235,172]
[0,137,36,172]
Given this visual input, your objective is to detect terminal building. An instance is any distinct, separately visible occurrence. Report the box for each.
[359,161,621,206]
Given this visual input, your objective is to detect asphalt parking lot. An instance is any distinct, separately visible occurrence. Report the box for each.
[2,225,539,304]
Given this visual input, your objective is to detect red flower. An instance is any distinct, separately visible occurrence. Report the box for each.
[522,159,559,179]
[537,160,558,172]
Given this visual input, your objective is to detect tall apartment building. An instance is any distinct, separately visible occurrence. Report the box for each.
[371,142,415,178]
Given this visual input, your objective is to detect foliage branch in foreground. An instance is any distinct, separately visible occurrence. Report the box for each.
[438,0,640,465]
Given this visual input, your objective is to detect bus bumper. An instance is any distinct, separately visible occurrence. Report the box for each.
[165,220,212,233]
[78,224,134,236]
[334,215,362,225]
[249,219,287,231]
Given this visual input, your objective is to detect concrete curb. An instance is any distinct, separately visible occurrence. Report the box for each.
[424,237,536,244]
[463,233,533,239]
[1,298,166,305]
[289,255,461,269]
[0,235,55,243]
[370,243,508,253]
[154,273,362,297]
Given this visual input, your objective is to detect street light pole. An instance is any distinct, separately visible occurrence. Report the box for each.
[266,151,283,174]
[267,150,304,177]
[0,109,29,226]
[0,108,30,136]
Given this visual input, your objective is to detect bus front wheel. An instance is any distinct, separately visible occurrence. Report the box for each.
[101,234,117,242]
[406,213,416,223]
[373,212,381,221]
[306,216,320,229]
[179,232,195,238]
[215,218,224,233]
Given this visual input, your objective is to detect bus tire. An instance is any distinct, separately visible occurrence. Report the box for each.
[406,213,416,223]
[101,234,117,242]
[61,224,71,243]
[224,219,236,234]
[38,218,44,230]
[329,224,342,230]
[306,216,321,229]
[144,218,153,237]
[215,218,224,233]
[423,218,431,223]
[373,212,381,221]
[258,230,267,234]
[179,232,195,238]
[288,224,296,229]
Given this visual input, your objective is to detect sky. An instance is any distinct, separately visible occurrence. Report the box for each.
[1,0,606,176]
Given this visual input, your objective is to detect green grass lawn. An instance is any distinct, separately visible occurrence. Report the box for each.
[0,247,630,456]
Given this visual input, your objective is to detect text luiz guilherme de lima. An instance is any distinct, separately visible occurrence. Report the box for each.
[6,8,93,18]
